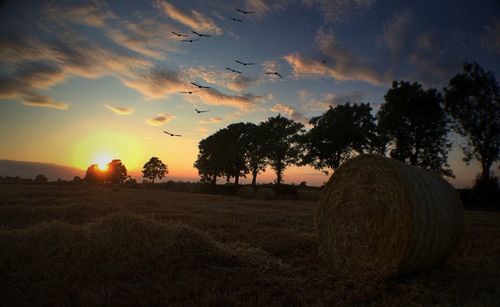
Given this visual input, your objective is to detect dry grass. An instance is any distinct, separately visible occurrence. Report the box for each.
[0,184,499,306]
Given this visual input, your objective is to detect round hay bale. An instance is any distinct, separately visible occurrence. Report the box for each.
[316,154,464,280]
[237,186,255,199]
[256,188,276,200]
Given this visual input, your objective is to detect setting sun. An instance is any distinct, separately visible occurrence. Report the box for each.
[95,155,110,171]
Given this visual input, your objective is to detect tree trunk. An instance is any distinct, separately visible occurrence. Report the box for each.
[152,178,155,184]
[251,170,258,186]
[481,160,492,180]
[235,175,239,185]
[276,168,282,185]
[211,175,217,185]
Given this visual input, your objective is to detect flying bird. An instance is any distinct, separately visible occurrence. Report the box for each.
[180,90,198,94]
[235,9,255,14]
[171,31,189,37]
[235,60,254,66]
[225,67,242,74]
[191,82,211,89]
[181,38,199,43]
[266,71,284,79]
[191,31,211,37]
[164,131,182,137]
[231,17,243,22]
[195,108,210,114]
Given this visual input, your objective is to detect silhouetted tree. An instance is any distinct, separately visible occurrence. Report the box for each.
[105,159,128,184]
[73,176,82,182]
[142,157,168,183]
[34,174,48,183]
[194,133,226,184]
[241,123,267,185]
[260,114,305,185]
[222,123,250,185]
[303,103,378,172]
[377,81,452,176]
[444,62,500,182]
[84,164,103,186]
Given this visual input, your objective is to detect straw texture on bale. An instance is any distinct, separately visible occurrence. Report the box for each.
[256,188,276,200]
[316,155,464,280]
[237,186,256,199]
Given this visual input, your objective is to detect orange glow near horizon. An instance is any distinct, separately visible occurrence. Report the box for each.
[72,131,144,171]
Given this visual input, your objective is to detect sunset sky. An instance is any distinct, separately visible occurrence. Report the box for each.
[1,0,499,187]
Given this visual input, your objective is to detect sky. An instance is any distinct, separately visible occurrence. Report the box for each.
[0,0,499,187]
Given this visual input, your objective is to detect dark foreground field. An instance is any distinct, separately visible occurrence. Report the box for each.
[0,184,499,306]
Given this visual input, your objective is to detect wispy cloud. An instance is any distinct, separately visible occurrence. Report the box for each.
[156,0,222,34]
[270,103,309,125]
[122,69,185,100]
[147,113,175,126]
[198,117,224,124]
[185,66,258,92]
[381,10,412,53]
[21,92,68,110]
[284,29,388,86]
[303,0,376,24]
[104,104,134,115]
[44,1,116,27]
[298,89,366,111]
[482,18,500,56]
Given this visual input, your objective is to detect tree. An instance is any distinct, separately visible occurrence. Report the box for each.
[240,123,268,185]
[444,62,500,182]
[34,174,48,183]
[303,103,378,172]
[84,164,103,186]
[194,132,226,184]
[142,157,168,183]
[194,124,249,185]
[260,114,305,185]
[105,159,128,184]
[377,80,453,176]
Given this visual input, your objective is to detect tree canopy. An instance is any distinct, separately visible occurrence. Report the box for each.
[377,81,452,176]
[445,62,500,181]
[105,159,128,184]
[260,114,305,185]
[303,103,378,172]
[142,157,168,183]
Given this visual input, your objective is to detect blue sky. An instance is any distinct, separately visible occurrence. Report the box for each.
[0,0,499,186]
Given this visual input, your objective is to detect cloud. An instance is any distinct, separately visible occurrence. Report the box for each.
[381,10,412,53]
[198,117,223,124]
[194,88,258,111]
[284,29,388,86]
[376,11,460,86]
[303,0,376,24]
[270,103,309,125]
[122,69,185,100]
[21,92,68,110]
[147,113,175,126]
[198,127,209,134]
[156,1,222,34]
[44,1,116,27]
[104,105,134,115]
[298,89,366,111]
[185,66,257,92]
[482,18,500,56]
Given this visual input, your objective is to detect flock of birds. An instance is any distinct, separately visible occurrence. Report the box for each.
[163,8,288,138]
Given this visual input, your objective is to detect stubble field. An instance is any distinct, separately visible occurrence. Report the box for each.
[0,184,499,306]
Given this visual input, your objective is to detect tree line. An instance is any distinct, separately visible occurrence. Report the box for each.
[194,62,500,188]
[84,157,169,185]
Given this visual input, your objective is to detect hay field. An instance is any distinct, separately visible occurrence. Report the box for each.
[0,184,499,306]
